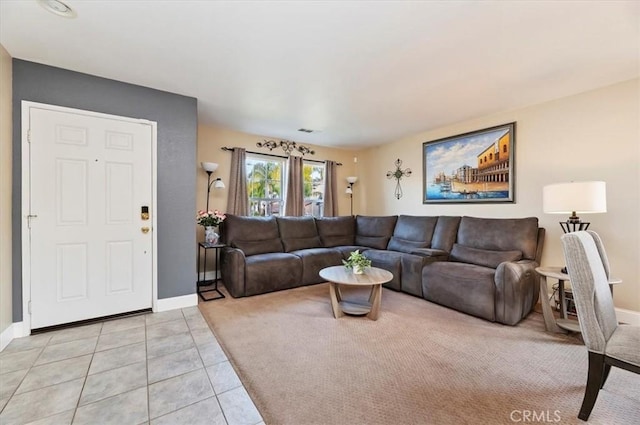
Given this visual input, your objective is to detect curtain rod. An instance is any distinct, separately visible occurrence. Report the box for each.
[221,147,342,166]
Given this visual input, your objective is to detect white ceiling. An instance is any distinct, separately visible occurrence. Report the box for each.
[1,1,639,149]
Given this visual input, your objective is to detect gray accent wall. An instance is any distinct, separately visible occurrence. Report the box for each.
[12,59,197,322]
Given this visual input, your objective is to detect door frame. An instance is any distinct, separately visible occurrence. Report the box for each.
[20,101,159,335]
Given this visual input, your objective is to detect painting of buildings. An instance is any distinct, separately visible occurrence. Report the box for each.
[423,123,515,203]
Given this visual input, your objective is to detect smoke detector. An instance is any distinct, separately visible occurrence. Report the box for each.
[37,0,77,18]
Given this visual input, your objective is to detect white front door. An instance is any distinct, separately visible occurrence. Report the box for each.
[27,104,154,329]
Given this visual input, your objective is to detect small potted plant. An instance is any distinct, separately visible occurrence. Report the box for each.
[342,250,372,274]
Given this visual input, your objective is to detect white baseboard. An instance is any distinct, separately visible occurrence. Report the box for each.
[0,324,14,351]
[0,322,26,351]
[155,293,198,312]
[616,308,640,325]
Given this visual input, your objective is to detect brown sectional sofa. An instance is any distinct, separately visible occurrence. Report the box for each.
[220,214,545,325]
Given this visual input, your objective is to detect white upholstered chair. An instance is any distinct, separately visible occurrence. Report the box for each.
[561,231,639,421]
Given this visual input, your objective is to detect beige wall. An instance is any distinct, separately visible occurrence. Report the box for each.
[0,44,12,335]
[197,124,359,239]
[359,79,639,313]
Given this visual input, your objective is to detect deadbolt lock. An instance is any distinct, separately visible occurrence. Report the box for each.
[141,227,150,234]
[141,206,149,220]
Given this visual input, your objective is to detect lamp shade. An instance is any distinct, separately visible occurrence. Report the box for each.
[543,181,607,214]
[213,178,225,189]
[201,162,219,173]
[346,176,358,184]
[345,187,353,194]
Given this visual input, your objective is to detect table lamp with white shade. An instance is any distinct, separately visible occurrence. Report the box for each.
[543,181,607,273]
[543,181,607,234]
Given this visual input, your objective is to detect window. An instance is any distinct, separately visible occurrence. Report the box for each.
[246,155,284,217]
[303,161,325,217]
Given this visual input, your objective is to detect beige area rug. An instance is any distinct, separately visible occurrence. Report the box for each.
[199,284,639,425]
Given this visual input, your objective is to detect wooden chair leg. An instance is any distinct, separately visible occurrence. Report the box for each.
[600,363,612,389]
[579,351,605,421]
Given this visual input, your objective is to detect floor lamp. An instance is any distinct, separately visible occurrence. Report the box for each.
[199,162,226,301]
[201,162,225,211]
[346,176,358,216]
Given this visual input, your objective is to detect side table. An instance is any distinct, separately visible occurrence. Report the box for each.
[197,242,226,301]
[536,266,621,333]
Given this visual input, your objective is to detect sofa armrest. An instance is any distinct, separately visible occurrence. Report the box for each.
[410,248,449,259]
[494,260,539,325]
[220,247,247,297]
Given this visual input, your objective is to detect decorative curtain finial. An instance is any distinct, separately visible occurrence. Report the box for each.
[256,139,315,156]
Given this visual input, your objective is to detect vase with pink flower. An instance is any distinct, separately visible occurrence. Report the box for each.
[197,210,226,244]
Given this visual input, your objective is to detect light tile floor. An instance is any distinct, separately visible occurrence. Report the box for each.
[0,307,264,425]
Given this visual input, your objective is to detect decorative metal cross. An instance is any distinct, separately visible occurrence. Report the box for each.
[386,158,412,199]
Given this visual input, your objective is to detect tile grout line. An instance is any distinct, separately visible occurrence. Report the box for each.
[71,321,102,424]
[197,305,235,424]
[189,306,230,425]
[200,304,266,425]
[0,346,41,416]
[144,308,215,422]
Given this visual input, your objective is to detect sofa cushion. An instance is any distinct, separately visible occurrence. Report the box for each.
[422,261,497,322]
[431,216,461,252]
[456,216,539,260]
[277,216,322,252]
[450,244,522,269]
[222,214,281,243]
[363,249,402,291]
[388,237,428,254]
[282,237,322,252]
[244,253,303,296]
[232,239,283,256]
[291,248,343,285]
[390,215,438,249]
[410,248,449,258]
[333,245,370,259]
[387,214,438,254]
[315,216,355,247]
[355,215,398,249]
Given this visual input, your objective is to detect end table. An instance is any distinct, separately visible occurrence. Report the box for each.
[197,242,226,301]
[536,266,621,333]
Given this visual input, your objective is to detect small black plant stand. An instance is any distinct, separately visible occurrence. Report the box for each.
[197,242,226,301]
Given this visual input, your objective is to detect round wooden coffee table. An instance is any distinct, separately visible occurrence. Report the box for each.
[319,266,393,321]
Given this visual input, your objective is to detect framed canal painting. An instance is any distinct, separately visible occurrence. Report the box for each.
[423,122,515,204]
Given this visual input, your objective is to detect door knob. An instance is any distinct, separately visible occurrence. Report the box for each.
[141,227,150,234]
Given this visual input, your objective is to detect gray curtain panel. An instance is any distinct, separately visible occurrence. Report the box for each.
[285,155,304,216]
[227,147,249,216]
[323,160,338,217]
